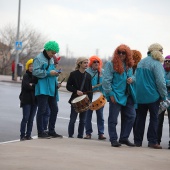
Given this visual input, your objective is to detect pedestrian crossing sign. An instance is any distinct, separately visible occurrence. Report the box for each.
[15,41,22,50]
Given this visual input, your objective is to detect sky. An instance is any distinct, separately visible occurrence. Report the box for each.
[0,0,170,59]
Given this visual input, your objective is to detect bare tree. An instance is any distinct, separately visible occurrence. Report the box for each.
[0,23,47,75]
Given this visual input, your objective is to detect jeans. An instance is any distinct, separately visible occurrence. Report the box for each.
[157,109,170,144]
[43,105,51,131]
[36,95,58,134]
[85,107,104,135]
[68,105,87,138]
[108,96,136,142]
[20,104,37,138]
[134,99,160,145]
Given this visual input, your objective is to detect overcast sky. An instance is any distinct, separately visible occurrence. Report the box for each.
[0,0,170,58]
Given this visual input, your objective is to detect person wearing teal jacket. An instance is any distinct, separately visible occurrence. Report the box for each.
[84,55,106,140]
[157,55,170,149]
[33,41,62,139]
[134,43,167,149]
[102,44,136,147]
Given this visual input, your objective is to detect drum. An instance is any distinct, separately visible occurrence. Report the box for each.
[89,91,106,110]
[71,94,91,113]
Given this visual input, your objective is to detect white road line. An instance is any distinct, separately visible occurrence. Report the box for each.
[0,116,107,145]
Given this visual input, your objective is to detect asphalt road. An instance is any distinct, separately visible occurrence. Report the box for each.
[0,82,169,148]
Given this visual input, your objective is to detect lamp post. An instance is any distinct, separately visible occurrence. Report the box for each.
[14,0,21,81]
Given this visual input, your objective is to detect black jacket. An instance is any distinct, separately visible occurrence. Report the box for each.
[19,70,37,107]
[66,70,92,104]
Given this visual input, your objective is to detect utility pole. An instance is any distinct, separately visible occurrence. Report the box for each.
[96,48,99,56]
[14,0,21,81]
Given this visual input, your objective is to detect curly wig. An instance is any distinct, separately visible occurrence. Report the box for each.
[131,50,142,69]
[44,41,60,53]
[88,55,103,72]
[25,58,33,70]
[148,43,163,62]
[112,44,134,74]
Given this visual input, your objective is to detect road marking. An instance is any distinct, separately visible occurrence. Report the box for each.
[0,116,107,144]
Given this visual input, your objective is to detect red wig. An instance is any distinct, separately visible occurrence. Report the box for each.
[88,55,103,72]
[112,44,134,74]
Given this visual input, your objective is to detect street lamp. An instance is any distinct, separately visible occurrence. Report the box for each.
[14,0,21,81]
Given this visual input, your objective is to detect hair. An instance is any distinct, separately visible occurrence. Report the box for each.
[131,50,142,72]
[44,41,59,53]
[148,43,163,62]
[75,57,89,70]
[25,58,33,70]
[88,55,103,72]
[112,44,134,74]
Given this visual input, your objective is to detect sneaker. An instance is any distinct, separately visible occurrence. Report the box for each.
[38,132,51,139]
[98,134,106,140]
[111,141,121,147]
[84,134,91,139]
[148,144,162,149]
[48,132,63,138]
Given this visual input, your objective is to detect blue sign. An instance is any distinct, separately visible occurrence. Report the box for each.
[15,41,22,50]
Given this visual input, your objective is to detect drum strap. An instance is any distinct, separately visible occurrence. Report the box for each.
[80,72,87,91]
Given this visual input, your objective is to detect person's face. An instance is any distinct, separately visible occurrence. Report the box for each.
[46,51,56,58]
[92,60,100,70]
[117,50,126,61]
[79,60,88,70]
[28,64,33,72]
[164,59,170,67]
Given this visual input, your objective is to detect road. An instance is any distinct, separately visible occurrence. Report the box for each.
[0,82,169,148]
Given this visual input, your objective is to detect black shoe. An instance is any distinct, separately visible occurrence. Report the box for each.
[38,132,51,139]
[69,136,74,138]
[111,141,121,147]
[168,146,170,149]
[25,136,33,140]
[135,143,142,147]
[119,139,135,147]
[48,132,63,138]
[20,137,26,141]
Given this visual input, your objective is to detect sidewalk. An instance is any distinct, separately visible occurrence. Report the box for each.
[0,74,170,170]
[0,137,170,170]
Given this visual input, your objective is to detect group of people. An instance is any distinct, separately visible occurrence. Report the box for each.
[19,40,170,150]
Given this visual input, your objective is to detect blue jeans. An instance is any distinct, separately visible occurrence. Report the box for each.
[134,99,160,145]
[20,104,37,138]
[108,96,136,142]
[85,107,104,135]
[157,109,170,144]
[68,105,87,138]
[36,95,58,134]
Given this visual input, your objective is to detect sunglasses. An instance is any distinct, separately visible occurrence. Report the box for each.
[118,51,126,55]
[93,60,99,63]
[164,60,170,63]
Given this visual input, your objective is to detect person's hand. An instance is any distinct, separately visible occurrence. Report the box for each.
[50,70,59,76]
[127,77,133,84]
[77,90,83,96]
[57,83,61,89]
[29,83,33,86]
[110,96,116,104]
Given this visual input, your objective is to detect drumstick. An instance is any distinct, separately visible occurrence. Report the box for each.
[60,77,66,84]
[93,84,101,88]
[83,91,93,94]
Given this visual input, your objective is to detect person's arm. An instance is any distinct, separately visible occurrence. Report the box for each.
[66,72,77,93]
[154,62,167,100]
[32,58,50,78]
[22,74,34,91]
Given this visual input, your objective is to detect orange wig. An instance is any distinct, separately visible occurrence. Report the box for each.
[131,50,142,68]
[112,44,134,74]
[88,55,103,72]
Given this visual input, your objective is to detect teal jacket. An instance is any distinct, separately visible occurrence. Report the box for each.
[32,52,59,101]
[86,67,105,94]
[102,61,135,106]
[136,55,167,104]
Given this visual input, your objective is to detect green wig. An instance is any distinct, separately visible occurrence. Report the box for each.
[44,41,60,53]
